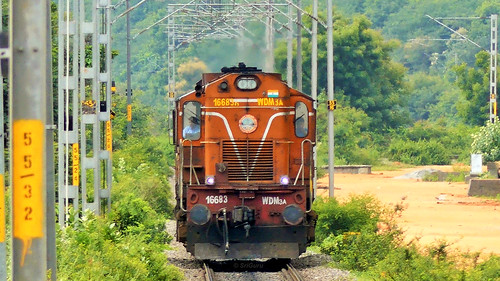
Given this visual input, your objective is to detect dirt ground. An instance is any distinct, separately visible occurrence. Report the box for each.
[316,166,500,256]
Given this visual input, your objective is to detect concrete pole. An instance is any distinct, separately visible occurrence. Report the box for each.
[45,0,56,279]
[264,0,274,72]
[296,0,302,92]
[10,0,48,278]
[0,0,6,278]
[311,0,318,197]
[126,0,132,135]
[327,0,335,197]
[287,3,293,86]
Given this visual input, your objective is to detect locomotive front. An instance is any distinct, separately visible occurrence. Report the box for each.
[174,64,316,260]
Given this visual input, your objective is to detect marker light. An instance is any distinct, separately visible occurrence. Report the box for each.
[280,175,290,186]
[206,176,215,185]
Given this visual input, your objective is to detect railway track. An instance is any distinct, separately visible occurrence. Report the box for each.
[203,261,304,281]
[203,262,216,281]
[281,264,305,281]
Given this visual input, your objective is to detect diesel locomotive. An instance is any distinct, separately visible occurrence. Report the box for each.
[174,63,317,260]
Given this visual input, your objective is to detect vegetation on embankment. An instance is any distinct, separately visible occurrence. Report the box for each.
[313,195,500,280]
[57,93,182,280]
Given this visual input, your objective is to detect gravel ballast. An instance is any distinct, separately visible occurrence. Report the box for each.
[165,220,353,280]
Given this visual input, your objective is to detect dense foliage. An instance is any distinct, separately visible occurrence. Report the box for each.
[57,210,182,281]
[313,195,500,280]
[54,92,181,280]
[453,51,492,126]
[276,13,410,131]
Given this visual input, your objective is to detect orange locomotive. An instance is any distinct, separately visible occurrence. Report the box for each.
[174,63,317,260]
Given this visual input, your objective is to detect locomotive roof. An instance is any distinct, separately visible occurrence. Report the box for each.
[175,63,311,101]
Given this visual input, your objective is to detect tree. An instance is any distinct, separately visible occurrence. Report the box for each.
[452,50,491,126]
[407,72,460,122]
[174,58,208,93]
[276,13,410,130]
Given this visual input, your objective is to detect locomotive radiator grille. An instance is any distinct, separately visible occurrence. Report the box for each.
[222,140,274,181]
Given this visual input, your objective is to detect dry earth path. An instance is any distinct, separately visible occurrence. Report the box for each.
[317,166,500,255]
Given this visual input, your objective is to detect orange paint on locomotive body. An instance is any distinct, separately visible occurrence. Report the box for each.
[174,65,317,260]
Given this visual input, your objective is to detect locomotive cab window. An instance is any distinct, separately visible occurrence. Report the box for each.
[236,76,259,90]
[183,101,201,140]
[295,102,308,137]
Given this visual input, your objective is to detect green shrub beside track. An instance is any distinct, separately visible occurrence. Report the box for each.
[313,195,500,280]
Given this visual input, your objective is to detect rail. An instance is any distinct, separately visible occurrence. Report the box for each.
[281,264,304,281]
[203,262,216,281]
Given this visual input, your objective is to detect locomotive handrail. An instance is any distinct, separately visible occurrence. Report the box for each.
[179,139,200,212]
[294,139,315,212]
[182,139,200,186]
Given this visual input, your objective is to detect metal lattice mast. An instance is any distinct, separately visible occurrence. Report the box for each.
[58,0,80,224]
[80,0,112,216]
[490,14,498,122]
[10,0,49,278]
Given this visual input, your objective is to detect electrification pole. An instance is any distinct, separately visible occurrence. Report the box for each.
[45,0,56,277]
[0,0,7,278]
[490,14,497,122]
[287,2,293,86]
[126,0,132,135]
[327,0,335,197]
[296,0,302,92]
[311,0,318,197]
[10,0,49,279]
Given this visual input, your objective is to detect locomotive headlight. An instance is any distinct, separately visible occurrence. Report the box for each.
[189,204,211,225]
[282,204,304,225]
[206,176,215,185]
[280,175,290,186]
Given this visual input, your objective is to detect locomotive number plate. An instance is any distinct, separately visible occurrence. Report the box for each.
[213,98,240,107]
[206,195,228,204]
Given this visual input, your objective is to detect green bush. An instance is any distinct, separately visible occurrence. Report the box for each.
[468,255,500,280]
[388,139,450,165]
[113,135,175,216]
[366,245,464,280]
[110,193,171,245]
[57,211,183,281]
[471,119,500,162]
[320,231,395,271]
[313,195,387,243]
[386,120,474,165]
